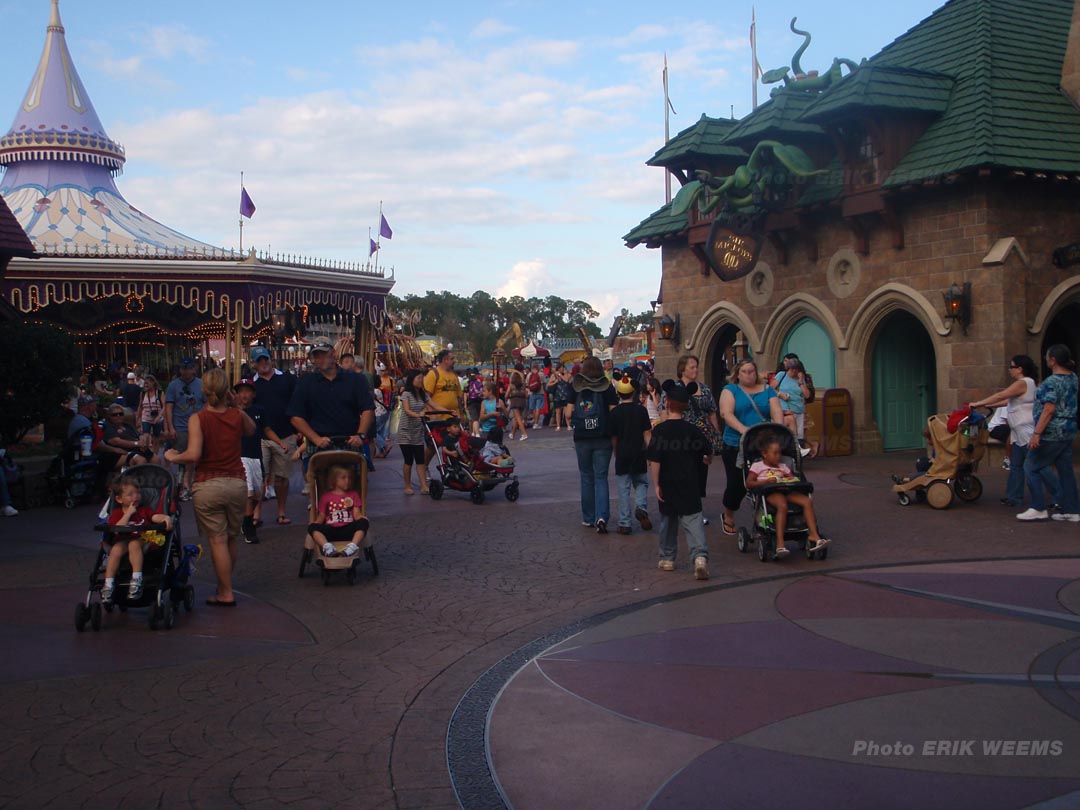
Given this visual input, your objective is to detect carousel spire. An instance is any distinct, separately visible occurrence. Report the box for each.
[0,0,126,175]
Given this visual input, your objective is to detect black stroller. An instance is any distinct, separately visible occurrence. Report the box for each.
[47,430,101,509]
[735,423,830,562]
[75,463,199,632]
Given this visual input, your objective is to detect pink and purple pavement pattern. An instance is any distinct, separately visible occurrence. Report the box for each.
[487,559,1080,810]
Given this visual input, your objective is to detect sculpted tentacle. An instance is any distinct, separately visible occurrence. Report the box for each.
[789,18,812,76]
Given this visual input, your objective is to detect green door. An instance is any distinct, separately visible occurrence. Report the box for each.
[781,318,835,388]
[872,312,936,451]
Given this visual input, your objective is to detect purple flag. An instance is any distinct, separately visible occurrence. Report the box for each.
[240,187,256,219]
[369,238,378,257]
[379,214,393,240]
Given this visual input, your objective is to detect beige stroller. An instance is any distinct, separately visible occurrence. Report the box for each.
[892,408,988,509]
[297,446,378,585]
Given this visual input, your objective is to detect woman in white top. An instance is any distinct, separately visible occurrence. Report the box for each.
[970,355,1048,507]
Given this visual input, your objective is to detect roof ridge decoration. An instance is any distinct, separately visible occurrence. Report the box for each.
[761,17,866,97]
[0,0,125,175]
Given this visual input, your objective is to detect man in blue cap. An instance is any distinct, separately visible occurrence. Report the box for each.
[164,357,205,501]
[251,345,298,524]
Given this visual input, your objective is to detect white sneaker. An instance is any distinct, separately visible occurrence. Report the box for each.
[301,484,310,495]
[265,486,277,500]
[799,446,812,458]
[658,560,675,572]
[1017,508,1049,521]
[694,556,709,580]
[1,505,17,517]
[1051,513,1080,522]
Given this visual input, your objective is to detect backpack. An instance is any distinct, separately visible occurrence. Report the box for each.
[805,373,816,404]
[527,371,542,392]
[467,376,484,402]
[571,389,609,437]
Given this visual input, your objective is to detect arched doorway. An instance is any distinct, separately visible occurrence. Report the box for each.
[1040,301,1080,378]
[781,317,836,388]
[709,324,738,392]
[872,311,936,451]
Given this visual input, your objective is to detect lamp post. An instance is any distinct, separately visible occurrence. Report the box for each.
[943,282,972,334]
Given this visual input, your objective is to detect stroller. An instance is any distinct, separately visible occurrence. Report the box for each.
[297,441,379,586]
[424,417,520,505]
[75,463,199,632]
[735,423,829,562]
[892,407,987,509]
[48,430,102,509]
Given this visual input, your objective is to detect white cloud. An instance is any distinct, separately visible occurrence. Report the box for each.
[471,19,516,39]
[496,259,554,299]
[143,24,210,61]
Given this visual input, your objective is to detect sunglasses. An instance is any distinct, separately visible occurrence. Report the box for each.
[109,411,124,417]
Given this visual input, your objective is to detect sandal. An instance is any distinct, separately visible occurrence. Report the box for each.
[721,518,736,535]
[810,538,831,552]
[206,597,237,607]
[774,547,791,558]
[276,516,291,525]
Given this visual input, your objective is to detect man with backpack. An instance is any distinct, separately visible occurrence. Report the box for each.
[526,362,545,429]
[466,369,486,436]
[571,356,618,534]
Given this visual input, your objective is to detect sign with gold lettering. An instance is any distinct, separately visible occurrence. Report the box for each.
[704,220,763,281]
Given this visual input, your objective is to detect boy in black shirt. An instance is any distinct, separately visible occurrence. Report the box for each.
[647,381,712,579]
[609,377,653,534]
[235,379,286,544]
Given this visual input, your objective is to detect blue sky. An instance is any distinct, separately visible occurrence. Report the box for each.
[0,0,944,327]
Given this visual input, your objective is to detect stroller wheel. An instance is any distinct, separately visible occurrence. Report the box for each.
[365,546,379,576]
[927,481,954,510]
[183,585,195,612]
[897,492,912,506]
[505,483,520,502]
[64,497,76,509]
[162,599,175,630]
[74,603,89,633]
[470,487,486,505]
[737,528,750,553]
[90,602,102,632]
[757,537,771,563]
[429,480,444,500]
[298,547,312,578]
[148,603,161,631]
[103,602,114,613]
[322,568,331,586]
[954,474,983,502]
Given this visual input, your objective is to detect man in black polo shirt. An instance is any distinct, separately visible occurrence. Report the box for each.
[288,339,375,453]
[251,345,298,525]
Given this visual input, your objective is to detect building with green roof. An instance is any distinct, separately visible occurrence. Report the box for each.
[627,0,1080,454]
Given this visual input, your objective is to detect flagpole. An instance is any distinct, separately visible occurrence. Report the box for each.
[377,200,383,273]
[239,171,244,253]
[663,55,672,205]
[751,7,759,110]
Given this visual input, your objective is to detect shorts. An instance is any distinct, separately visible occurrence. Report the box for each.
[552,399,567,411]
[400,444,425,465]
[262,435,297,481]
[467,400,482,422]
[308,518,370,543]
[241,456,264,497]
[142,421,163,437]
[191,477,247,538]
[171,431,190,454]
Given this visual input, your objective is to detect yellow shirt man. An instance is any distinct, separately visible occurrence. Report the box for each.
[424,364,463,416]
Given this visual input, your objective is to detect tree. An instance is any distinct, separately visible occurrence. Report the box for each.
[620,309,656,335]
[0,322,79,444]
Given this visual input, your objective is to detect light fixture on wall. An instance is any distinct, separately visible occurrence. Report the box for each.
[658,313,680,344]
[943,282,972,334]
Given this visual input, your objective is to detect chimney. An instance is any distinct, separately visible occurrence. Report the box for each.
[1064,0,1080,108]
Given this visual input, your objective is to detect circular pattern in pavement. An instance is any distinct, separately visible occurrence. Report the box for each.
[451,558,1080,809]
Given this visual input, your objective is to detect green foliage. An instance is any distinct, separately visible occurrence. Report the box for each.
[620,309,656,335]
[386,291,603,359]
[0,322,79,445]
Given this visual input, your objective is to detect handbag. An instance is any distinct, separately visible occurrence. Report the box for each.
[388,399,403,435]
[1,451,21,486]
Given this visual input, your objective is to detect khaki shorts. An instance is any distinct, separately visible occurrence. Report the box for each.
[192,477,247,538]
[262,435,296,482]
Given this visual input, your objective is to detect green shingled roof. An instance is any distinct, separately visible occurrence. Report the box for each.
[872,0,1080,186]
[722,90,829,146]
[799,65,955,123]
[622,202,686,248]
[647,115,746,169]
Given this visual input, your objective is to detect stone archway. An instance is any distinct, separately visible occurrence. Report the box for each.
[1029,278,1080,374]
[685,300,761,394]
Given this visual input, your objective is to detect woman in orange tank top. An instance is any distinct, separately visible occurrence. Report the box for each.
[166,368,255,606]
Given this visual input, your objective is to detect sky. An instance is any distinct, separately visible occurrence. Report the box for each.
[0,0,945,330]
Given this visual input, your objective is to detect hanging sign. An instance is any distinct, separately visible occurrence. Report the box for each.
[704,219,763,281]
[1052,242,1080,269]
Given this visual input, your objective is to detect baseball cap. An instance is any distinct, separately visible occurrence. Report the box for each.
[127,372,136,380]
[250,346,271,362]
[234,378,256,392]
[77,393,96,407]
[179,356,196,368]
[616,377,636,396]
[308,338,334,354]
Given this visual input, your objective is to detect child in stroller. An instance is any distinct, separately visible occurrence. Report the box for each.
[480,426,516,468]
[102,476,173,601]
[738,424,830,562]
[425,417,520,504]
[308,464,370,559]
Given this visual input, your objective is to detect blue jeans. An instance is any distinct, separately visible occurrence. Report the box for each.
[658,511,707,562]
[527,393,545,422]
[375,411,390,452]
[575,437,612,524]
[1023,439,1080,513]
[1008,442,1061,506]
[616,471,648,528]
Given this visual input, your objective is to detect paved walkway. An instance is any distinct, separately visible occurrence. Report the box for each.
[0,431,1076,809]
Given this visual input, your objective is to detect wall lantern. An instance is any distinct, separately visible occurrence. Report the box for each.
[943,282,972,334]
[658,313,680,344]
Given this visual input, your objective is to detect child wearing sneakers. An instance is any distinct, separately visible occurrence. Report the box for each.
[103,477,172,601]
[480,426,515,467]
[309,465,369,558]
[647,381,712,579]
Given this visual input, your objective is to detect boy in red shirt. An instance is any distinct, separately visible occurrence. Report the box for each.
[103,477,172,601]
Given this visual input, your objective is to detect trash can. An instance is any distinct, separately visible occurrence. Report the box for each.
[821,388,853,457]
[804,398,824,455]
